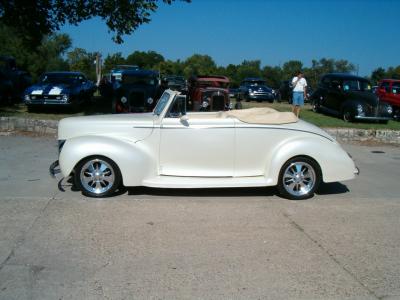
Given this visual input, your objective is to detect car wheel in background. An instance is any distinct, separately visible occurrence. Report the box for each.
[277,156,321,200]
[74,156,122,198]
[342,108,353,122]
[312,102,320,113]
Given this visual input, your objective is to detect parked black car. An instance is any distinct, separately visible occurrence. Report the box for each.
[237,78,275,103]
[311,73,393,123]
[24,72,95,110]
[163,75,186,92]
[112,69,161,113]
[0,56,31,104]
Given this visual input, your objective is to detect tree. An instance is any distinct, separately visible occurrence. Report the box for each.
[0,24,71,80]
[386,66,400,80]
[67,48,97,80]
[126,50,164,69]
[281,60,303,80]
[262,66,282,88]
[182,54,217,78]
[103,53,126,73]
[236,60,262,82]
[0,0,191,48]
[370,67,386,84]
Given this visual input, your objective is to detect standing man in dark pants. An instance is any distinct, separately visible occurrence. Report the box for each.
[291,70,307,117]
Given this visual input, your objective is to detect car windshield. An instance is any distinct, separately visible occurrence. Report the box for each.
[153,91,171,115]
[342,79,371,92]
[245,80,266,86]
[122,75,157,85]
[40,74,81,84]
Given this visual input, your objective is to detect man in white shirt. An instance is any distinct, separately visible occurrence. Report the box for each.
[291,70,307,117]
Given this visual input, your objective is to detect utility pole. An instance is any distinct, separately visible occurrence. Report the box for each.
[95,52,102,86]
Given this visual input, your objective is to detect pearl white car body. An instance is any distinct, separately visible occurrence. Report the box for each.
[53,89,358,199]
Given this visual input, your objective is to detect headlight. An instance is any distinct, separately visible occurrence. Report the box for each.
[121,96,127,104]
[356,104,365,116]
[147,97,154,104]
[62,94,69,102]
[202,100,209,108]
[387,105,393,114]
[249,92,255,96]
[24,95,30,102]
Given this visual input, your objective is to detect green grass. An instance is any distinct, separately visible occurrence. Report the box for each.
[1,97,400,130]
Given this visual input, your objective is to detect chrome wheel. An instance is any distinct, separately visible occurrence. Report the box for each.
[278,157,321,200]
[282,162,316,197]
[75,157,121,197]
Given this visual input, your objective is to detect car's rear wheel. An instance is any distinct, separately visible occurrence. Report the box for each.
[342,108,353,122]
[312,101,320,113]
[74,156,122,198]
[277,157,321,200]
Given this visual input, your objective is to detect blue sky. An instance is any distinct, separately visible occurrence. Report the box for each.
[61,0,400,76]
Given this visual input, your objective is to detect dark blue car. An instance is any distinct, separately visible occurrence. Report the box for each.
[238,78,275,103]
[24,72,95,110]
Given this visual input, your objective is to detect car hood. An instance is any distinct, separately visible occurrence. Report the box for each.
[345,91,379,106]
[26,83,72,95]
[248,85,272,93]
[58,113,156,141]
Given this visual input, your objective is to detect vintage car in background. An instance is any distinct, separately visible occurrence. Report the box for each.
[187,75,231,111]
[110,65,139,81]
[0,56,31,104]
[112,69,161,113]
[162,75,186,92]
[376,79,400,119]
[24,72,95,110]
[50,89,359,200]
[311,73,393,123]
[237,78,275,103]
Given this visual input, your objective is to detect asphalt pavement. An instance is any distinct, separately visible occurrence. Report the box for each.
[0,133,399,300]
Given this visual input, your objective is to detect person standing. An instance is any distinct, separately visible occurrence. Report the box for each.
[291,70,307,117]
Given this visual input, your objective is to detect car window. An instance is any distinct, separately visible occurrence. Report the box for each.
[153,92,171,115]
[392,83,400,94]
[380,81,390,92]
[342,80,371,92]
[166,96,186,118]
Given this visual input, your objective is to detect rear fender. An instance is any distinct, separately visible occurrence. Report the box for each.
[265,136,355,185]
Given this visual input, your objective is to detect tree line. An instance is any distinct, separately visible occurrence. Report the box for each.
[1,28,399,89]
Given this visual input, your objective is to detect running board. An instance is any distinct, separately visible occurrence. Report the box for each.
[142,175,272,188]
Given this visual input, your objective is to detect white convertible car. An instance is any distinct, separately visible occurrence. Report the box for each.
[50,90,359,200]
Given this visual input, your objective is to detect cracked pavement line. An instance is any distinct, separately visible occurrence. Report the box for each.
[0,190,59,273]
[283,212,381,300]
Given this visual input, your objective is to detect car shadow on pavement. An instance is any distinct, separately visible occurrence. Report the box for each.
[316,182,350,196]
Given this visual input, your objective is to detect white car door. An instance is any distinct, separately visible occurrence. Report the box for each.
[159,113,235,177]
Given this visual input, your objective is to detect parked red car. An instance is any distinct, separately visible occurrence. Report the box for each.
[187,75,231,111]
[377,79,400,119]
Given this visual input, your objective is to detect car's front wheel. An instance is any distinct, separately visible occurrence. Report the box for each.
[342,108,353,122]
[277,157,321,200]
[74,156,122,198]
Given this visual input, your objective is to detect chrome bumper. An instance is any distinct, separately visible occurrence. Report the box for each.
[354,166,360,175]
[49,160,61,178]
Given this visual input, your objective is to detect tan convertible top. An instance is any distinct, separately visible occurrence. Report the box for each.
[225,107,298,124]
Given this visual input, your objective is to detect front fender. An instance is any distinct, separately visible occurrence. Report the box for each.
[59,135,157,186]
[266,136,356,185]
